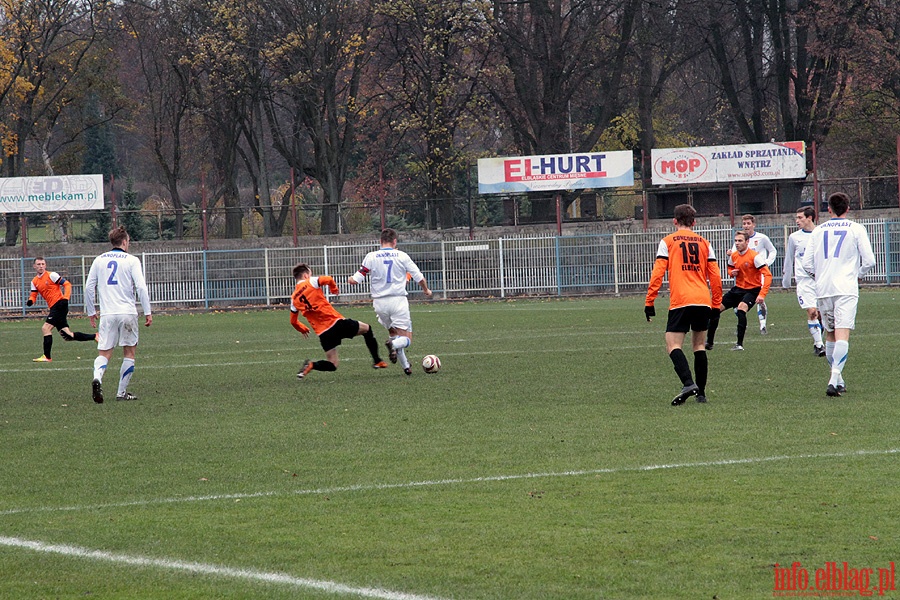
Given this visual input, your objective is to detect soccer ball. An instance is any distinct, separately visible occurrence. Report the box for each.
[422,354,441,373]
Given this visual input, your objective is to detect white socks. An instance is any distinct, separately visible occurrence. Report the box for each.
[389,336,412,369]
[118,358,135,397]
[93,356,109,382]
[829,341,848,387]
[808,320,824,346]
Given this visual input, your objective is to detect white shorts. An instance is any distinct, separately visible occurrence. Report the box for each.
[97,314,140,350]
[373,295,412,332]
[796,278,817,310]
[817,296,858,332]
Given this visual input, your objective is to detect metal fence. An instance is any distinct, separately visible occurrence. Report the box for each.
[3,220,898,314]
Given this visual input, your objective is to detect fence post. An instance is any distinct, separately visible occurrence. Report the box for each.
[613,233,620,295]
[885,221,892,286]
[440,240,448,300]
[555,235,562,297]
[202,250,209,310]
[499,237,505,299]
[264,247,271,306]
[20,256,26,316]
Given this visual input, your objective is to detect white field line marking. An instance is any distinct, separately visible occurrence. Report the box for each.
[0,536,450,600]
[1,447,896,517]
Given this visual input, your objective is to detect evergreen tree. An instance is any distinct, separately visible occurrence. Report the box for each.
[81,95,119,180]
[119,178,152,241]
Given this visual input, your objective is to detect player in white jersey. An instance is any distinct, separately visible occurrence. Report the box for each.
[781,206,825,356]
[800,193,876,397]
[730,214,777,334]
[348,228,432,375]
[84,226,153,403]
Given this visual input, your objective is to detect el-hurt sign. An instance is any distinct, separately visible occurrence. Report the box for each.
[651,142,806,185]
[478,151,634,194]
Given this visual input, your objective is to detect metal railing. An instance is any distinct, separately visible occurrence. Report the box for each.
[3,220,897,314]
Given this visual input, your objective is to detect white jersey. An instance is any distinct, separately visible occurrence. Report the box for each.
[85,248,152,316]
[731,231,777,266]
[351,246,425,298]
[781,228,814,287]
[800,218,875,298]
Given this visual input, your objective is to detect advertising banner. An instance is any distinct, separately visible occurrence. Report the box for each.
[651,142,806,185]
[0,174,105,213]
[478,151,634,194]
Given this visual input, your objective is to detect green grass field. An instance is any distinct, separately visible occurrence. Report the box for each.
[1,290,899,599]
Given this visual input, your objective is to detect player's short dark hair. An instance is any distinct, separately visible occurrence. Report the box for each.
[741,214,756,224]
[734,230,749,242]
[292,263,311,279]
[673,204,696,227]
[380,228,398,244]
[109,226,129,247]
[33,256,45,263]
[796,206,816,220]
[828,192,851,216]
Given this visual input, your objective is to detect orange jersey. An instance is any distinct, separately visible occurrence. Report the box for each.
[290,275,343,336]
[646,229,723,309]
[728,249,772,298]
[29,271,71,307]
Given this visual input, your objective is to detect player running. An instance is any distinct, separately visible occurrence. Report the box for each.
[347,228,432,376]
[27,256,97,362]
[782,206,825,356]
[801,192,876,397]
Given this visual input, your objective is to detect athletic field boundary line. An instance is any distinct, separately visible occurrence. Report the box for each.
[0,535,450,600]
[1,447,896,517]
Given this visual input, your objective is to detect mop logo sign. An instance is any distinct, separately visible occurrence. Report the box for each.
[773,561,896,597]
[653,149,708,183]
[652,141,806,185]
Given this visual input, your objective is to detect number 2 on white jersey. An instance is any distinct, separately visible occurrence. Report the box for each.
[106,260,119,285]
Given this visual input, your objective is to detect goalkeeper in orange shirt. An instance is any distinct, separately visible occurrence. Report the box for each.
[289,263,388,380]
[27,257,97,362]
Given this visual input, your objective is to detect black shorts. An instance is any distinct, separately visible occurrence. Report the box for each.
[319,318,361,352]
[666,305,712,333]
[721,287,761,310]
[45,299,70,330]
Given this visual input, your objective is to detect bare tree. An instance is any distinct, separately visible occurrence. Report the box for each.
[262,0,376,235]
[0,0,112,245]
[484,0,640,218]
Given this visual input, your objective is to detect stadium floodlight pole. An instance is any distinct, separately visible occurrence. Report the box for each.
[896,134,900,212]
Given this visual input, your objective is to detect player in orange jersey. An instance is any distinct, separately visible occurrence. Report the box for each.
[706,231,772,351]
[27,257,97,362]
[289,263,388,380]
[645,204,723,406]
